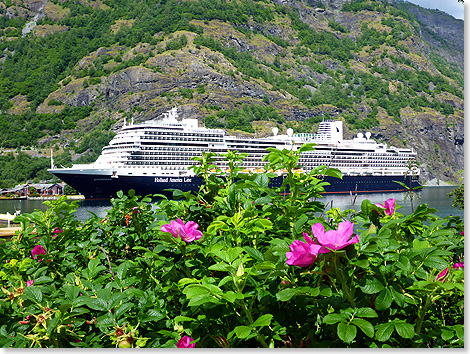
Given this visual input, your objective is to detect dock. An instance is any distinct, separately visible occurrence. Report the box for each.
[0,213,16,221]
[0,211,20,227]
[0,227,22,237]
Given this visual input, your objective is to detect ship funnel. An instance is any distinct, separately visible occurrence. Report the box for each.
[365,132,371,140]
[357,132,364,139]
[272,127,279,136]
[287,128,293,137]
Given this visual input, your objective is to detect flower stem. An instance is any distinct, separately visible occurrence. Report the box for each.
[334,254,356,307]
[239,301,269,348]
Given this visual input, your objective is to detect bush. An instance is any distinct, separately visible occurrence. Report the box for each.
[0,146,463,348]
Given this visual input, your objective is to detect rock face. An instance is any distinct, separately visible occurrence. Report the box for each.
[400,1,464,67]
[3,0,465,185]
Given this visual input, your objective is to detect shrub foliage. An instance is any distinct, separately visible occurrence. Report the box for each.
[0,146,463,348]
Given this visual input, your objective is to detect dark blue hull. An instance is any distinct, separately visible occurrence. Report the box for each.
[53,171,421,199]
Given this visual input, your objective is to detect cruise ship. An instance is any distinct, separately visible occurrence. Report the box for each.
[49,107,420,199]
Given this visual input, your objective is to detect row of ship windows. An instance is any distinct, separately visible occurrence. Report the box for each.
[124,158,408,168]
[144,131,222,138]
[140,136,223,142]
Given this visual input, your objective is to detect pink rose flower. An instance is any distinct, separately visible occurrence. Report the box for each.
[31,245,47,260]
[312,221,359,252]
[161,219,203,242]
[176,336,196,348]
[375,198,396,216]
[26,280,34,287]
[53,228,63,238]
[286,233,323,268]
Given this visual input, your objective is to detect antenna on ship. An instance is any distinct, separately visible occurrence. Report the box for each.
[50,147,54,169]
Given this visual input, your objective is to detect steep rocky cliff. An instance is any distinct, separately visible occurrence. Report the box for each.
[0,0,464,184]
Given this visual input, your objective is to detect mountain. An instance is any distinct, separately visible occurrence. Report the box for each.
[0,0,464,185]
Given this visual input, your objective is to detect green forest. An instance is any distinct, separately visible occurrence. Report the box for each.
[0,0,464,188]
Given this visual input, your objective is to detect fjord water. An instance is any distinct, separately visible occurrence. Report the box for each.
[0,186,463,225]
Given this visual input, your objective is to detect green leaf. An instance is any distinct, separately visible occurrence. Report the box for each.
[234,326,252,339]
[293,214,308,235]
[115,261,130,281]
[208,263,232,272]
[64,285,80,301]
[254,174,269,189]
[253,218,272,231]
[297,143,317,153]
[174,316,195,323]
[375,323,395,342]
[207,221,230,235]
[423,256,448,270]
[337,323,357,343]
[243,247,264,262]
[221,291,244,303]
[276,288,299,301]
[96,315,113,327]
[188,294,220,306]
[253,195,271,205]
[390,286,405,307]
[226,247,245,263]
[24,286,42,303]
[120,276,139,288]
[178,278,199,286]
[183,285,209,298]
[454,324,464,340]
[396,255,411,274]
[413,238,429,250]
[84,297,109,312]
[360,276,385,294]
[375,288,393,311]
[351,318,374,338]
[108,292,127,309]
[46,317,60,336]
[323,313,345,325]
[276,286,319,301]
[33,275,54,284]
[141,309,165,323]
[394,321,415,339]
[355,307,378,318]
[441,328,455,341]
[251,314,273,328]
[114,302,134,318]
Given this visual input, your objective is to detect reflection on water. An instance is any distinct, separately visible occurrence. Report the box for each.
[0,186,463,227]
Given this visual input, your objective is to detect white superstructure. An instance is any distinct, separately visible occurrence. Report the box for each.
[64,107,419,179]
